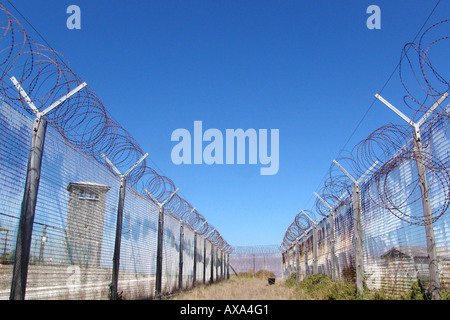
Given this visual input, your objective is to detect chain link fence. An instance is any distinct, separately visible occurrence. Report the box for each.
[0,100,230,299]
[0,3,231,300]
[281,19,450,299]
[230,245,282,278]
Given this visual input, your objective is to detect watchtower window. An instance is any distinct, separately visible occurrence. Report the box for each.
[78,191,99,200]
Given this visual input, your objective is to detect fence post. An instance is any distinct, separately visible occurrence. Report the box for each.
[312,224,318,274]
[314,192,336,280]
[352,184,364,294]
[301,210,318,274]
[252,253,256,278]
[193,233,197,286]
[329,210,336,280]
[110,177,126,300]
[145,188,178,298]
[284,251,288,279]
[333,159,377,295]
[375,93,448,299]
[203,238,207,284]
[227,253,230,279]
[415,139,441,299]
[296,240,300,283]
[210,244,214,283]
[224,252,227,279]
[286,247,290,276]
[156,206,164,296]
[10,117,47,300]
[303,236,308,277]
[103,152,148,300]
[314,191,348,281]
[178,223,184,291]
[216,248,220,281]
[9,77,86,300]
[221,250,224,280]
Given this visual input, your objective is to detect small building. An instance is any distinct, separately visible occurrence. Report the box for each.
[380,246,450,295]
[65,182,111,267]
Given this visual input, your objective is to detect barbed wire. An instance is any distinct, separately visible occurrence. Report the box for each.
[284,19,450,249]
[231,245,282,255]
[280,210,317,250]
[0,3,231,253]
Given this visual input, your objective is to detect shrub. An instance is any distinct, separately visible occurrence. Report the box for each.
[284,274,358,300]
[238,269,276,280]
[254,270,276,280]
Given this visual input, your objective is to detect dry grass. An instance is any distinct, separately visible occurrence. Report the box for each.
[171,277,300,300]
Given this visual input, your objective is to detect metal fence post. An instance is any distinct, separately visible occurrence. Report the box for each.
[330,209,336,280]
[10,117,47,300]
[155,206,164,296]
[352,184,364,294]
[303,236,308,277]
[216,248,219,281]
[286,247,290,276]
[415,139,441,299]
[203,238,207,284]
[110,177,126,300]
[210,244,214,283]
[227,253,230,279]
[333,159,377,295]
[296,240,300,283]
[252,253,256,278]
[178,222,184,291]
[9,77,86,300]
[314,191,347,281]
[103,152,148,300]
[220,250,223,279]
[193,233,197,286]
[301,210,318,275]
[312,224,318,274]
[144,188,178,298]
[224,252,227,279]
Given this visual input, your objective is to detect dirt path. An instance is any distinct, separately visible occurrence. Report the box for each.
[171,277,300,300]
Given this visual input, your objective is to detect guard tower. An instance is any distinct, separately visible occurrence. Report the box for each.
[65,182,111,267]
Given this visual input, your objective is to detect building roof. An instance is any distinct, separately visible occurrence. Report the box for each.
[380,246,450,260]
[67,181,111,192]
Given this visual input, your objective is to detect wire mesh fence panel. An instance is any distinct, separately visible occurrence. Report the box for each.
[0,101,123,299]
[0,4,232,300]
[195,235,204,284]
[161,214,180,294]
[1,101,120,299]
[425,115,450,291]
[215,248,220,281]
[361,175,426,296]
[333,198,355,283]
[0,98,232,300]
[0,100,32,298]
[182,226,195,290]
[316,218,331,276]
[298,241,306,280]
[204,239,211,284]
[358,115,450,297]
[281,107,450,298]
[217,248,223,280]
[117,187,158,300]
[284,247,293,277]
[28,116,121,299]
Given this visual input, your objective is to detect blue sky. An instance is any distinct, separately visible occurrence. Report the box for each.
[4,0,449,247]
